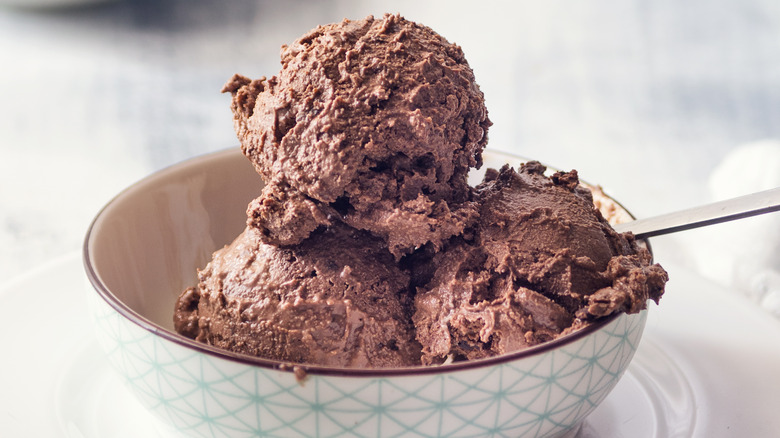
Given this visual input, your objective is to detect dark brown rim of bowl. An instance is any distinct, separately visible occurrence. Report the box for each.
[83,148,640,378]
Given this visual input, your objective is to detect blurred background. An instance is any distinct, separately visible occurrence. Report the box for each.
[1,0,778,314]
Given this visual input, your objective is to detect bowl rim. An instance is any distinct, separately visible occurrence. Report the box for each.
[83,147,634,378]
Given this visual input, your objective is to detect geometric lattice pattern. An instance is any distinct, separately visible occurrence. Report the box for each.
[88,290,646,438]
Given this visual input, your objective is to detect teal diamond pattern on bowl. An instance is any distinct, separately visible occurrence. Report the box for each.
[88,288,646,438]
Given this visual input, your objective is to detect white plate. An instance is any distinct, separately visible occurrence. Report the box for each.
[1,253,779,437]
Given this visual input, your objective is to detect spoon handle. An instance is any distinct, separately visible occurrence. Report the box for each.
[613,186,780,239]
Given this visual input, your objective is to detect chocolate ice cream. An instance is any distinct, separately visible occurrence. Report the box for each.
[412,163,667,364]
[174,14,667,369]
[222,13,490,257]
[175,223,421,368]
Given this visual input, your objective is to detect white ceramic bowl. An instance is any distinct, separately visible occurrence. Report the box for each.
[84,148,648,438]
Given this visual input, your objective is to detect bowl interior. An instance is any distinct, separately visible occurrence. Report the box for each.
[86,149,262,330]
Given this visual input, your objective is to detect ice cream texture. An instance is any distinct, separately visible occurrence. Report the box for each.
[412,163,666,364]
[174,14,667,368]
[175,224,421,368]
[221,13,489,258]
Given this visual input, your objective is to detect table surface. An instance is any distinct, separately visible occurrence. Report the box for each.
[1,2,779,307]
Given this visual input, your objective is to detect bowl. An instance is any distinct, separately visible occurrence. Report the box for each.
[84,148,648,438]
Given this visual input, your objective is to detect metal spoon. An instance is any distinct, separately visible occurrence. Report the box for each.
[612,186,780,239]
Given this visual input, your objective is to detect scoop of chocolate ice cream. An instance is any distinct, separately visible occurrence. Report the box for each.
[412,163,667,364]
[222,13,490,257]
[175,224,421,368]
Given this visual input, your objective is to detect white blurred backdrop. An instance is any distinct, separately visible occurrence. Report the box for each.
[1,0,779,313]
